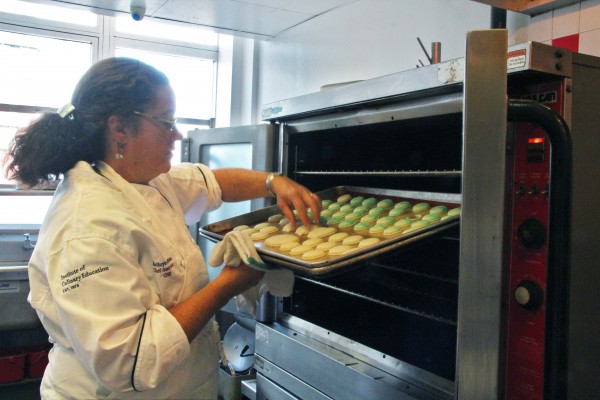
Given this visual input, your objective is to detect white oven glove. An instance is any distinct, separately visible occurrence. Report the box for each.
[208,230,294,314]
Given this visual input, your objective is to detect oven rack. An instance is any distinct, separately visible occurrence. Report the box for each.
[371,260,458,285]
[297,275,457,326]
[293,169,462,178]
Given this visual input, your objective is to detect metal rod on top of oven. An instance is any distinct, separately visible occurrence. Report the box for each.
[294,170,462,177]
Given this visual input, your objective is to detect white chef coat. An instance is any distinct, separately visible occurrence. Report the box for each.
[27,160,223,399]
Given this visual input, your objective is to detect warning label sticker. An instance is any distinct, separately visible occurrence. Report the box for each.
[507,49,527,70]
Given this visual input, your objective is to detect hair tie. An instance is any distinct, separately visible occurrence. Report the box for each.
[57,103,76,119]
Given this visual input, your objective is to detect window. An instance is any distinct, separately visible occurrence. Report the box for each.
[1,0,98,28]
[0,29,94,108]
[113,15,218,163]
[0,28,96,189]
[1,1,221,225]
[114,45,216,163]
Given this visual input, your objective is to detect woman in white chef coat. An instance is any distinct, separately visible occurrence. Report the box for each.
[4,57,320,399]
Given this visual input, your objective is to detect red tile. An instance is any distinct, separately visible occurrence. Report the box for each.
[552,33,580,52]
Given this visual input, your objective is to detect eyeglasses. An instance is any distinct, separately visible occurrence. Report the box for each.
[132,111,177,133]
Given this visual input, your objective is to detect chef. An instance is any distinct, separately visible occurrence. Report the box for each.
[4,57,320,399]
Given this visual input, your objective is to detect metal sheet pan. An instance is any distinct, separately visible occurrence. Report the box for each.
[200,186,461,276]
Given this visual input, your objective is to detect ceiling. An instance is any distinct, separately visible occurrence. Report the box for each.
[34,0,359,39]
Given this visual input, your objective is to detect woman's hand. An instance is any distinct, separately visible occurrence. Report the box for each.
[169,263,263,341]
[217,263,265,298]
[269,175,321,229]
[213,168,321,230]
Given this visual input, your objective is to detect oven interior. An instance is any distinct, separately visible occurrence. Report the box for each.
[286,111,463,194]
[283,228,460,380]
[280,110,464,382]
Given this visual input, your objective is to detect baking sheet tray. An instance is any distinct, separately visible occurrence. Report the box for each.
[199,186,461,276]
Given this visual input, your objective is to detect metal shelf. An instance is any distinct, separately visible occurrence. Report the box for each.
[471,0,579,15]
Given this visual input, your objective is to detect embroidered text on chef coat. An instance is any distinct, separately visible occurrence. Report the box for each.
[60,264,111,294]
[153,257,175,278]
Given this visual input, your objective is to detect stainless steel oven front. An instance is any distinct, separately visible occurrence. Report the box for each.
[251,31,600,400]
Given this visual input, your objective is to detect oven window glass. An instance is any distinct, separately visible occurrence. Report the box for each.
[199,143,252,279]
[201,143,253,222]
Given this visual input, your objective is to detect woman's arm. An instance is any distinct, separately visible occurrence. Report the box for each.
[168,263,264,341]
[213,168,321,228]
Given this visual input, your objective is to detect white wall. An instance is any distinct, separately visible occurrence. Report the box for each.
[253,0,528,123]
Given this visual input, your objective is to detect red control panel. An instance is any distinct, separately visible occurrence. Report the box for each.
[505,81,564,399]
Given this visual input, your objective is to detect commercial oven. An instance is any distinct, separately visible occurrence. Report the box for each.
[241,30,599,400]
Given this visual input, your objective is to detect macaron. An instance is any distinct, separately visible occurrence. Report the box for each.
[338,220,357,232]
[302,249,326,260]
[295,225,312,236]
[340,204,355,213]
[265,234,300,248]
[383,225,404,238]
[394,201,412,210]
[254,222,272,230]
[358,237,381,248]
[290,244,315,256]
[353,205,370,215]
[344,212,363,222]
[422,213,441,222]
[328,244,354,256]
[353,222,371,235]
[267,214,284,223]
[360,214,378,224]
[361,197,377,207]
[337,194,352,203]
[320,209,334,218]
[349,196,364,207]
[316,241,338,251]
[342,235,364,246]
[429,205,448,215]
[260,226,279,235]
[412,202,431,213]
[250,231,270,241]
[242,228,257,236]
[389,207,409,219]
[394,218,413,229]
[328,202,341,212]
[280,241,301,252]
[376,216,396,227]
[448,207,461,217]
[404,220,431,233]
[307,226,337,239]
[377,199,394,210]
[302,237,324,247]
[368,224,387,237]
[329,232,349,243]
[327,216,344,227]
[368,207,386,217]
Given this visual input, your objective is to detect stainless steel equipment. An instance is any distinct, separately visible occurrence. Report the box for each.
[240,30,600,400]
[0,224,40,331]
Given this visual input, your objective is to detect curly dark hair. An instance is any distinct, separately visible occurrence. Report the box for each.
[4,57,170,186]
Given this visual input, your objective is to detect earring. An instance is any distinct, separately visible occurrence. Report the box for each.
[115,143,125,160]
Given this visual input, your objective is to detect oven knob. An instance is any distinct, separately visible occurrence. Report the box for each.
[514,280,544,311]
[517,218,546,249]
